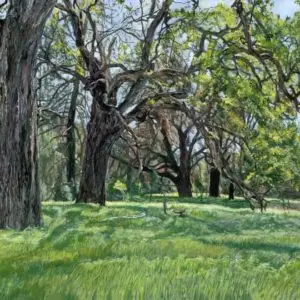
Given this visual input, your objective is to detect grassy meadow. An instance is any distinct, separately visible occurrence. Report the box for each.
[0,197,300,299]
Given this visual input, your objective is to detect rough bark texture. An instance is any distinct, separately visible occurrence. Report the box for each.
[228,182,235,200]
[66,80,79,200]
[77,102,123,205]
[0,1,55,229]
[176,174,192,197]
[209,168,220,197]
[175,125,193,198]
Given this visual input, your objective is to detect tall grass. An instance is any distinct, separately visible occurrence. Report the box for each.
[0,199,299,299]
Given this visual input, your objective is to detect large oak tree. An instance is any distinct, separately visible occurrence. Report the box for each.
[54,0,187,205]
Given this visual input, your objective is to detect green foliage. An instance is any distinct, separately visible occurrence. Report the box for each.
[39,0,300,200]
[194,177,204,197]
[39,133,70,201]
[107,181,125,201]
[114,180,127,192]
[187,7,300,192]
[108,180,141,201]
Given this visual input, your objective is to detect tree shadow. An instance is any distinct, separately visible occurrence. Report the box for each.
[194,237,300,256]
[137,195,250,209]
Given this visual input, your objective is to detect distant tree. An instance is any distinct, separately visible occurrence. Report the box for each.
[209,168,220,197]
[112,108,206,197]
[186,57,300,211]
[175,0,300,210]
[65,80,80,199]
[228,182,235,200]
[36,9,90,201]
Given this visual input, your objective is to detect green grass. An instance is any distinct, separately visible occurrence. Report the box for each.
[0,198,300,299]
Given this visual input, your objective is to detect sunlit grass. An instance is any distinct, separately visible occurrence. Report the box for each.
[0,198,300,299]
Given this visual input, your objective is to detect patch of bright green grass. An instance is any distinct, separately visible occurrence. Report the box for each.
[0,198,300,299]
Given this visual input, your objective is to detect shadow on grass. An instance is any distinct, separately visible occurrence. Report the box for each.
[135,195,250,209]
[132,195,300,211]
[40,202,300,256]
[1,200,300,300]
[223,240,300,254]
[195,237,300,256]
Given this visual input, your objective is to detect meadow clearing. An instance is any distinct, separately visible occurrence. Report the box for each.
[0,197,299,300]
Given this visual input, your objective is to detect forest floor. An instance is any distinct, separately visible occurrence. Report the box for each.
[0,197,300,300]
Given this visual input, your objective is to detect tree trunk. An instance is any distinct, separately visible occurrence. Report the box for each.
[176,127,192,198]
[126,166,134,195]
[209,168,220,197]
[66,80,79,200]
[228,182,234,200]
[176,173,192,197]
[0,2,55,229]
[77,102,123,205]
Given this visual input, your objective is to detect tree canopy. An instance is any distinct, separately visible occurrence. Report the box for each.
[1,0,300,227]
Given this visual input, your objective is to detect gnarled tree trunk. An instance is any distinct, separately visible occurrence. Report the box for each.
[0,2,55,229]
[77,102,123,205]
[209,168,220,197]
[176,126,192,198]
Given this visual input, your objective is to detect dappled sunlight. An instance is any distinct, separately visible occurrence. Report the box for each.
[1,0,300,298]
[1,199,300,299]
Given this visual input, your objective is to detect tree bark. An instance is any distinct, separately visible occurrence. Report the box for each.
[0,2,55,229]
[77,102,123,205]
[176,172,192,197]
[228,182,234,200]
[66,80,79,200]
[209,168,220,197]
[176,126,192,198]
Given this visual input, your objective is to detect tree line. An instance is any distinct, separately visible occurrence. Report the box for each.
[0,0,299,228]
